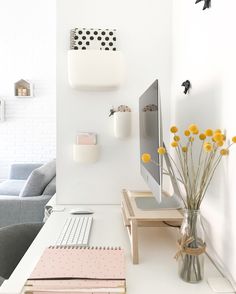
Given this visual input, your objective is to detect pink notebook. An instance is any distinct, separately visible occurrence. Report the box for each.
[29,246,125,281]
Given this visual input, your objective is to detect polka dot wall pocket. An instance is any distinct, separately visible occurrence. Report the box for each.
[70,27,117,51]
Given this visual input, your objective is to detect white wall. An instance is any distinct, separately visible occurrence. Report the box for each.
[0,0,56,178]
[171,0,236,283]
[57,0,173,204]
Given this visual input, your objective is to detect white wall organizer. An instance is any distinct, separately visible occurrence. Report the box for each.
[73,144,100,163]
[73,132,99,163]
[0,98,5,122]
[68,27,125,90]
[14,79,33,98]
[111,105,131,139]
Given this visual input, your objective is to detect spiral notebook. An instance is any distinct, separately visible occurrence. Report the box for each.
[25,246,126,294]
[70,28,117,51]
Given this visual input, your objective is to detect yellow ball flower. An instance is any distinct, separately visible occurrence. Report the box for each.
[213,133,224,142]
[204,143,213,152]
[171,141,178,148]
[188,124,199,134]
[142,153,151,163]
[216,141,224,147]
[214,129,222,134]
[157,147,166,155]
[220,149,229,156]
[174,135,180,142]
[205,129,214,137]
[232,136,236,143]
[199,133,206,140]
[182,146,188,153]
[189,137,194,142]
[170,126,178,133]
[193,129,199,135]
[184,130,190,137]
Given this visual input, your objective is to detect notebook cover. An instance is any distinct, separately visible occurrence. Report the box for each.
[26,280,125,289]
[29,247,125,281]
[25,292,122,294]
[25,292,112,294]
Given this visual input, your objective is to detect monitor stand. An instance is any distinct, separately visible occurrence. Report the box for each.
[121,189,183,264]
[135,194,182,211]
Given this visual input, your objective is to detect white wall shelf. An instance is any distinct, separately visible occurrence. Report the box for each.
[68,50,125,90]
[14,79,34,98]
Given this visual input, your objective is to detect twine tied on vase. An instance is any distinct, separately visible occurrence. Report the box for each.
[174,235,206,260]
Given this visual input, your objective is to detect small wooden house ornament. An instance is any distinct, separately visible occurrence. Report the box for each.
[14,79,33,97]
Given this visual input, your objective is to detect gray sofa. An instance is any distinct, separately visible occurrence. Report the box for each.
[0,161,56,228]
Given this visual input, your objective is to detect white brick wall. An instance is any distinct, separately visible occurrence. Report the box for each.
[0,0,56,178]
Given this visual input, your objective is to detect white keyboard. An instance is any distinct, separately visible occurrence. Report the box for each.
[56,216,93,246]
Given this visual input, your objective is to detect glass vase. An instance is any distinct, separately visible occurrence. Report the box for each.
[178,210,205,283]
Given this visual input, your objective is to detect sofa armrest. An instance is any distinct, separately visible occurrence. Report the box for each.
[9,163,43,180]
[0,195,52,228]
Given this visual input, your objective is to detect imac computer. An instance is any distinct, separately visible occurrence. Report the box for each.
[139,79,182,210]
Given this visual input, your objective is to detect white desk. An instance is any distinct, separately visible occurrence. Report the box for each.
[0,205,226,294]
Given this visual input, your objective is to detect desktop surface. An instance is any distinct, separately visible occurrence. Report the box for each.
[0,204,226,294]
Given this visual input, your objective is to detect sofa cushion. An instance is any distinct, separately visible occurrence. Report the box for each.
[43,176,56,196]
[9,163,43,180]
[19,159,56,197]
[0,180,26,196]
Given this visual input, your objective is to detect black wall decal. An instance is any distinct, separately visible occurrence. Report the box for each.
[195,0,211,10]
[181,80,191,95]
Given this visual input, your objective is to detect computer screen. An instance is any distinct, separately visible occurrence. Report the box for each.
[139,80,162,202]
[139,80,182,208]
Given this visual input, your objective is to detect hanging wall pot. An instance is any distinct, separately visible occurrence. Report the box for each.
[73,144,100,163]
[73,133,100,163]
[110,105,131,139]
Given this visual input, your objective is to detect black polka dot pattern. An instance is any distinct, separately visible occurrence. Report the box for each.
[70,28,117,51]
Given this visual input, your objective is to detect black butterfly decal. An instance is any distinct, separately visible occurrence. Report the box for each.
[181,80,191,95]
[195,0,211,10]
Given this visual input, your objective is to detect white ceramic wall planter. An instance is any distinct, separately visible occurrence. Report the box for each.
[114,112,131,139]
[73,144,100,163]
[68,50,125,90]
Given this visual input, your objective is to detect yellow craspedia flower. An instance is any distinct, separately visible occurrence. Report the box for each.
[182,146,188,153]
[142,153,151,163]
[204,143,213,152]
[170,126,178,133]
[184,130,190,137]
[213,133,224,142]
[220,149,229,156]
[232,136,236,143]
[174,135,180,142]
[205,129,214,137]
[214,129,222,134]
[216,141,224,147]
[157,147,166,155]
[193,129,199,135]
[189,137,194,142]
[199,133,206,140]
[188,124,199,134]
[171,141,178,148]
